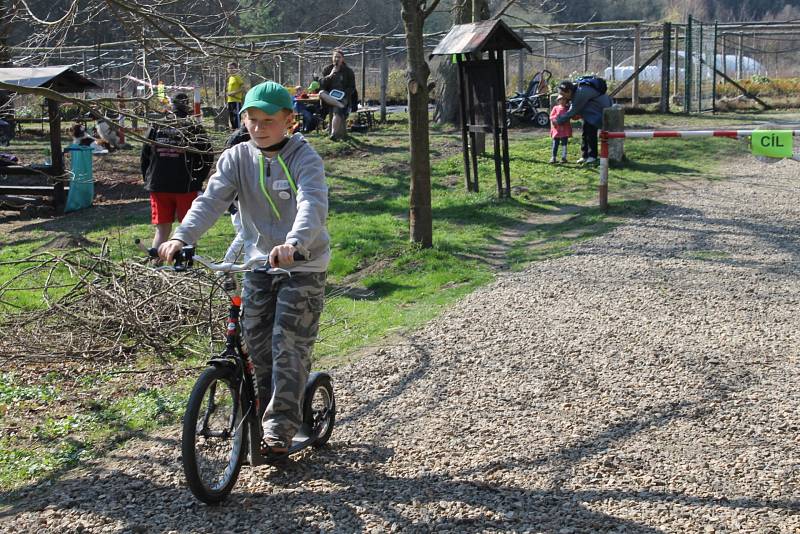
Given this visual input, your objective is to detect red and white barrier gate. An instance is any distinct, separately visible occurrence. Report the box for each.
[598,129,800,210]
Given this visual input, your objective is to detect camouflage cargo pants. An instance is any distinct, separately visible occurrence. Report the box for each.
[241,270,326,444]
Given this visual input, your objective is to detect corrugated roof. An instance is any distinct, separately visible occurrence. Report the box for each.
[430,19,532,56]
[0,66,101,92]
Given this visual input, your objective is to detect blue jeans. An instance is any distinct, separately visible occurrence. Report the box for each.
[227,102,242,130]
[294,102,315,132]
[552,137,569,159]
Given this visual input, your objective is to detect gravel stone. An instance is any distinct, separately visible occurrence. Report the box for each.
[1,158,798,532]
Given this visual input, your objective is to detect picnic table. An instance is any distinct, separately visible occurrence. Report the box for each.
[294,94,321,105]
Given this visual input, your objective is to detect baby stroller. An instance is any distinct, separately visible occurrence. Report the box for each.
[506,69,551,128]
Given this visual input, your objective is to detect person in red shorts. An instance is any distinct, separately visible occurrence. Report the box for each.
[141,93,213,248]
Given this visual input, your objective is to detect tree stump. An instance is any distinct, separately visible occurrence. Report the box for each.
[603,105,625,163]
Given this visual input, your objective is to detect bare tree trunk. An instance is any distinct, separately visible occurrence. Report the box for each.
[433,0,472,125]
[401,0,437,248]
[0,0,15,68]
[473,0,489,21]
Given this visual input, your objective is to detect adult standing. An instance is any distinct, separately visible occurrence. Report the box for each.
[320,48,356,140]
[141,93,213,248]
[554,80,613,164]
[225,61,247,130]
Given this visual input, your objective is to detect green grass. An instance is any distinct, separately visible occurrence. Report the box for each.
[0,369,197,492]
[0,110,789,494]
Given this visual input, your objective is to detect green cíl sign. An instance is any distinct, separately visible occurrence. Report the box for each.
[751,130,794,158]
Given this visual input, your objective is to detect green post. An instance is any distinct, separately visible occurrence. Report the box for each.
[684,16,692,113]
[712,21,718,113]
[697,22,703,111]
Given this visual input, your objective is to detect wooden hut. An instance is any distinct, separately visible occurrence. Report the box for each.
[0,66,100,211]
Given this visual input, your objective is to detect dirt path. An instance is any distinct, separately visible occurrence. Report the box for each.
[1,155,799,533]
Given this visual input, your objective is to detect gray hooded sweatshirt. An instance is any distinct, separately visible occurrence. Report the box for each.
[172,133,330,272]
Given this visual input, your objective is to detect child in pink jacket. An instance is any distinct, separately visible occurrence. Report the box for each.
[549,95,573,163]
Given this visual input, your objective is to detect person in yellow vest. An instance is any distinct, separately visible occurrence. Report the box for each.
[226,61,247,130]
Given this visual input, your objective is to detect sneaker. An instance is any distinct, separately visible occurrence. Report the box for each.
[576,157,586,163]
[583,157,597,164]
[561,157,568,163]
[548,156,557,164]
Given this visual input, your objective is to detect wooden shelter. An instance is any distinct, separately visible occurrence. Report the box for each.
[0,66,100,211]
[431,20,531,197]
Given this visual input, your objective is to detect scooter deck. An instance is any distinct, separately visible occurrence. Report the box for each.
[248,423,316,466]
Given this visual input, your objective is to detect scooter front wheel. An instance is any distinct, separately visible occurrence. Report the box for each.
[182,366,246,504]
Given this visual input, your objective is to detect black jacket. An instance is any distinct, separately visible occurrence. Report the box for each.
[321,62,357,109]
[141,118,213,193]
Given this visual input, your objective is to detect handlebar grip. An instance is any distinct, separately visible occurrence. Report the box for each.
[134,238,191,266]
[272,250,306,267]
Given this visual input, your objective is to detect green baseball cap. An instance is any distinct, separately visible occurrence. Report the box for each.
[241,81,294,116]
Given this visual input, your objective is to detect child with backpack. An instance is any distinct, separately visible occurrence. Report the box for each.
[554,76,613,164]
[141,93,213,248]
[549,95,572,164]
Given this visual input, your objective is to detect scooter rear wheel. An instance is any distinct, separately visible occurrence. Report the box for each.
[303,372,335,447]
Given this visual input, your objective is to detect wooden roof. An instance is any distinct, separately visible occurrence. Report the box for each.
[430,19,532,57]
[0,66,100,93]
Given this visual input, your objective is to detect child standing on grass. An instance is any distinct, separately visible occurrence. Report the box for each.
[549,95,572,164]
[159,81,330,457]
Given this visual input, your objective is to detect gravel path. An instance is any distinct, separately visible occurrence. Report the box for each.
[2,157,799,533]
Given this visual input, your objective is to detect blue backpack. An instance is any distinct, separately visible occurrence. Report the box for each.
[576,75,608,95]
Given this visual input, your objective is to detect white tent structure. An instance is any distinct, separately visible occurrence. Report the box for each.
[604,53,765,82]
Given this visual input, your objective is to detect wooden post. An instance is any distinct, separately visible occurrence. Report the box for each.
[380,37,388,122]
[721,32,727,79]
[685,17,692,113]
[464,61,481,187]
[774,46,779,79]
[633,24,640,107]
[456,58,473,192]
[737,32,743,80]
[674,24,680,96]
[603,105,625,163]
[660,22,671,113]
[360,41,366,106]
[298,45,304,86]
[583,37,589,73]
[543,36,548,71]
[499,86,511,197]
[503,50,509,93]
[490,51,503,197]
[697,23,703,110]
[47,98,65,212]
[517,49,524,93]
[712,22,718,112]
[610,45,615,82]
[599,131,608,212]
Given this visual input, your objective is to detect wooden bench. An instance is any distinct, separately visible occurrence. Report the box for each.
[0,164,67,209]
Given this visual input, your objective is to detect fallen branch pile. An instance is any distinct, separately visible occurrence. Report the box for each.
[0,242,225,363]
[0,242,374,366]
